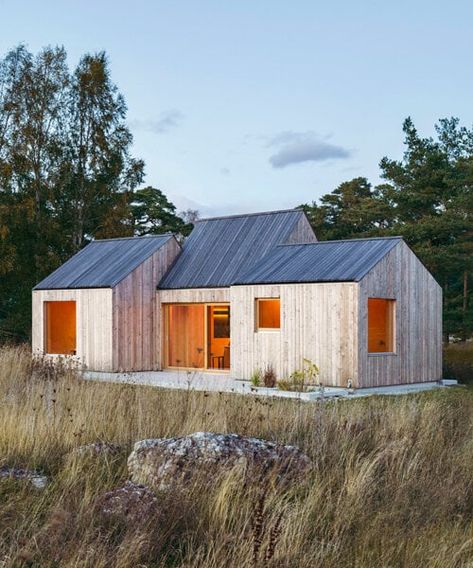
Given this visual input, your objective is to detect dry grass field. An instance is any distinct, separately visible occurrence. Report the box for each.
[1,345,473,567]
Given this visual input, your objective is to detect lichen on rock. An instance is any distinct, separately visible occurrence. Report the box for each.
[127,432,312,491]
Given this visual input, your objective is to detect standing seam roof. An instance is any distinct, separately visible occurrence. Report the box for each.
[158,209,311,289]
[34,234,176,290]
[233,237,402,285]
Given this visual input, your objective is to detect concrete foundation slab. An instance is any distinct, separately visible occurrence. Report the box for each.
[83,369,458,401]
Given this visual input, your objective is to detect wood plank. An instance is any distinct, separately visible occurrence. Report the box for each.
[358,241,442,387]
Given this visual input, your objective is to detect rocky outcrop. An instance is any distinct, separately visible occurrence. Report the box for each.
[95,481,159,524]
[0,466,48,489]
[128,432,312,491]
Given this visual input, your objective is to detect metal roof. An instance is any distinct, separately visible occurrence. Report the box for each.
[233,237,403,285]
[159,209,312,289]
[34,234,175,290]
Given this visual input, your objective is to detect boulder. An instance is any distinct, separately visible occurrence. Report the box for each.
[128,432,312,491]
[95,481,159,524]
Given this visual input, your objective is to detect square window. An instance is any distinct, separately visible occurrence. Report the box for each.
[368,298,395,353]
[256,298,280,330]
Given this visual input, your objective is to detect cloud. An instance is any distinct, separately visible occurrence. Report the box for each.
[129,109,183,134]
[268,131,351,168]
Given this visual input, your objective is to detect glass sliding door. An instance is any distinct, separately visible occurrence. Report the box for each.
[164,303,230,370]
[166,304,205,368]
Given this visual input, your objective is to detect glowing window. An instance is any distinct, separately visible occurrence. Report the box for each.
[45,301,77,355]
[256,299,281,330]
[368,298,395,353]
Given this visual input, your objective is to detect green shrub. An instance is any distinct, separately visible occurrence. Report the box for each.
[250,368,262,387]
[277,358,319,392]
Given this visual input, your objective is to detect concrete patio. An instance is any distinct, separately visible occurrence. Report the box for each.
[83,369,458,401]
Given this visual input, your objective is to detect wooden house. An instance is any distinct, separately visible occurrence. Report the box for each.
[32,209,442,387]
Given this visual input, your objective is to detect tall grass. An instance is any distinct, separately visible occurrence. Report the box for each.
[1,345,473,566]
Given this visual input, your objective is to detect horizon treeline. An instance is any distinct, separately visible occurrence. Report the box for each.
[0,45,472,342]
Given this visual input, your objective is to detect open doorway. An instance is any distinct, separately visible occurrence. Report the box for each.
[207,305,230,369]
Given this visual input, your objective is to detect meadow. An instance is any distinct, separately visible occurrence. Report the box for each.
[1,344,473,567]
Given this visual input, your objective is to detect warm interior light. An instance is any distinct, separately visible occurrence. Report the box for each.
[166,304,231,370]
[207,305,230,369]
[45,301,76,355]
[167,304,205,368]
[257,298,281,329]
[368,298,395,353]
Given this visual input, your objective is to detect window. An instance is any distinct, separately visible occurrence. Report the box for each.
[368,298,395,353]
[256,298,280,330]
[45,301,76,355]
[212,306,230,339]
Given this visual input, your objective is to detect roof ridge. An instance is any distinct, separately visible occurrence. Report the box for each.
[196,208,303,223]
[93,233,174,243]
[276,235,403,247]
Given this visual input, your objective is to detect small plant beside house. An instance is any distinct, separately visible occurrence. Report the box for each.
[277,358,319,392]
[250,368,263,387]
[263,365,277,388]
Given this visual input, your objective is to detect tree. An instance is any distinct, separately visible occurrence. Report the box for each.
[302,177,391,241]
[130,186,193,239]
[0,45,185,342]
[302,117,473,339]
[0,45,70,340]
[378,117,473,339]
[57,52,144,252]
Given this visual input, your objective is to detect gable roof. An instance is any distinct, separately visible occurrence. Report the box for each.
[34,234,176,290]
[159,209,315,289]
[233,237,402,285]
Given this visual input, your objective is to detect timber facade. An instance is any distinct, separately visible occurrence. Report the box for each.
[32,209,442,387]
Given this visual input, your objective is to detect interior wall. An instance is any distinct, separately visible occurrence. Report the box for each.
[32,288,113,371]
[358,241,442,387]
[230,282,358,387]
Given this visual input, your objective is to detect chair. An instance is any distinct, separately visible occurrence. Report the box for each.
[223,345,230,369]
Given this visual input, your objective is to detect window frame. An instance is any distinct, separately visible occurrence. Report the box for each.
[367,297,396,356]
[255,298,281,332]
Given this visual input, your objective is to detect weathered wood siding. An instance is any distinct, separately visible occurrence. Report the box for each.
[285,214,318,244]
[158,288,230,304]
[230,283,358,387]
[112,237,181,372]
[32,288,113,371]
[358,240,442,387]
